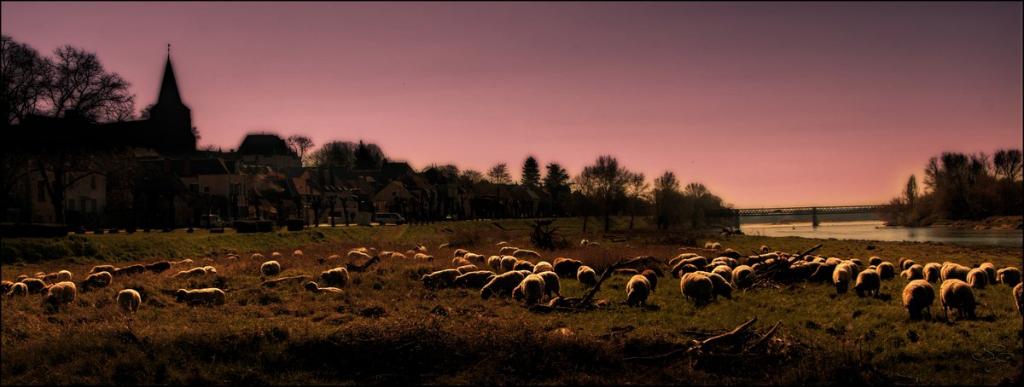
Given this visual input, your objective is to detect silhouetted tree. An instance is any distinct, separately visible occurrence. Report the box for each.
[310,141,356,170]
[487,163,512,184]
[42,45,135,122]
[521,156,540,188]
[904,175,918,208]
[354,140,385,170]
[652,171,682,230]
[2,35,49,125]
[993,149,1023,181]
[624,171,649,230]
[579,155,630,232]
[286,135,314,166]
[459,169,484,183]
[543,162,570,216]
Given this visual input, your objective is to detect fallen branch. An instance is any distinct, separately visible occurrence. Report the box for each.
[744,321,781,352]
[261,275,311,287]
[346,255,380,272]
[694,317,757,353]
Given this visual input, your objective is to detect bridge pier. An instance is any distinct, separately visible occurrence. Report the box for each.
[811,207,819,228]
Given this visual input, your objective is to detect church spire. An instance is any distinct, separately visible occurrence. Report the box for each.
[157,44,183,106]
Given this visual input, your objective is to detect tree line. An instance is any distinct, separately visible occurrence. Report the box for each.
[883,149,1022,226]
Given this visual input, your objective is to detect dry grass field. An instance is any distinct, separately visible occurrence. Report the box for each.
[2,218,1022,385]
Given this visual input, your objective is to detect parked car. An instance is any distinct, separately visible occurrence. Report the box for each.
[373,213,406,225]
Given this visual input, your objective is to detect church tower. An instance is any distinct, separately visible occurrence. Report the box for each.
[147,45,196,153]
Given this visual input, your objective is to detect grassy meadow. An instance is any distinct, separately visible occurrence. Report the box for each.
[1,217,1022,385]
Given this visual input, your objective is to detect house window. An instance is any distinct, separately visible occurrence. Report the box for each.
[37,181,46,202]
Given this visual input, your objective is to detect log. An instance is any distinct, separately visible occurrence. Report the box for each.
[261,275,311,287]
[696,317,757,353]
[744,321,781,352]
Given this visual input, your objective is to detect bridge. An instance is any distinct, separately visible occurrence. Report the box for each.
[727,204,886,227]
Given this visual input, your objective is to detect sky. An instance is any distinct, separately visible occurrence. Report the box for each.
[2,2,1021,208]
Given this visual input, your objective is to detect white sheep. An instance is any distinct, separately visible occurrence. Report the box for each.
[997,267,1022,287]
[293,249,304,258]
[512,274,546,305]
[82,271,113,291]
[452,256,472,267]
[512,249,542,260]
[498,246,518,256]
[454,271,496,289]
[90,265,116,275]
[44,281,77,307]
[711,265,733,283]
[625,275,651,306]
[6,282,28,297]
[966,268,988,289]
[577,266,598,287]
[902,264,925,281]
[500,256,518,272]
[940,263,969,282]
[271,252,283,260]
[537,271,561,299]
[902,280,935,320]
[940,279,976,320]
[854,269,880,297]
[832,264,853,294]
[304,281,344,294]
[703,271,733,300]
[250,253,265,261]
[533,261,554,274]
[553,258,583,278]
[496,241,509,247]
[171,267,212,279]
[481,271,528,299]
[513,260,535,273]
[868,256,883,266]
[487,256,502,271]
[413,253,434,261]
[641,269,659,292]
[261,261,282,277]
[978,262,997,284]
[464,253,486,264]
[117,289,142,314]
[19,278,47,294]
[680,272,714,306]
[347,250,372,261]
[898,258,915,271]
[732,265,753,289]
[669,253,698,267]
[320,267,350,288]
[175,288,226,306]
[422,269,460,289]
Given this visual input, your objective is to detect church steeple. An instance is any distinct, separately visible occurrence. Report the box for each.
[157,44,184,106]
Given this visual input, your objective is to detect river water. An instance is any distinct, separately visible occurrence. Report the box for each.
[740,220,1023,248]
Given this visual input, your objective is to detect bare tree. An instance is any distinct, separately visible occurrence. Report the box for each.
[652,171,682,231]
[624,171,649,230]
[41,45,135,123]
[2,35,50,125]
[579,155,630,232]
[993,149,1022,181]
[487,163,512,184]
[459,169,485,183]
[286,135,314,166]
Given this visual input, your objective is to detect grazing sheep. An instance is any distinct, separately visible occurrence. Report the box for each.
[271,252,283,260]
[580,239,590,247]
[500,256,518,272]
[57,270,73,282]
[413,253,434,261]
[464,253,486,264]
[0,280,13,294]
[902,280,935,320]
[641,269,659,292]
[732,265,753,289]
[453,264,478,274]
[454,271,496,289]
[854,269,881,297]
[939,279,976,320]
[320,267,350,288]
[868,256,883,266]
[116,289,142,314]
[487,256,502,271]
[113,264,146,277]
[452,257,472,267]
[20,278,46,294]
[849,258,864,268]
[348,250,372,261]
[711,265,733,283]
[250,253,265,261]
[175,288,226,306]
[553,258,584,278]
[172,267,212,279]
[387,252,406,260]
[759,245,771,254]
[899,258,915,271]
[832,264,853,294]
[90,265,116,275]
[966,268,989,289]
[941,263,970,282]
[711,257,739,268]
[669,253,699,267]
[680,272,714,306]
[7,282,29,297]
[533,261,554,274]
[293,249,304,258]
[44,281,77,307]
[625,275,651,306]
[144,261,172,273]
[902,264,925,281]
[170,258,194,267]
[512,274,546,305]
[978,262,997,284]
[719,249,743,259]
[499,246,518,256]
[1014,282,1023,317]
[512,249,542,260]
[997,267,1022,287]
[481,271,528,299]
[537,271,561,298]
[513,260,535,272]
[453,248,469,258]
[261,261,282,276]
[577,266,598,287]
[81,271,113,290]
[877,262,896,280]
[704,271,733,300]
[422,269,461,289]
[304,281,344,294]
[923,263,942,283]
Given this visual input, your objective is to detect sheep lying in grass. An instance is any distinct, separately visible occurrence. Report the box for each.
[454,271,496,289]
[304,281,343,294]
[680,272,714,306]
[513,260,535,273]
[1014,283,1023,317]
[940,279,976,320]
[577,266,598,287]
[172,266,216,279]
[876,262,896,280]
[854,269,881,298]
[81,272,113,291]
[832,264,853,294]
[923,263,942,283]
[498,246,518,256]
[512,249,542,260]
[20,278,47,294]
[320,267,350,288]
[625,275,651,306]
[732,265,753,289]
[117,289,142,314]
[500,256,518,272]
[7,282,29,297]
[902,280,935,320]
[553,258,584,278]
[261,261,282,277]
[422,269,460,289]
[175,288,226,306]
[901,264,925,281]
[704,271,733,300]
[941,263,970,282]
[966,268,988,289]
[481,271,528,299]
[533,261,554,274]
[512,274,546,305]
[997,267,1022,287]
[487,256,502,271]
[44,281,77,307]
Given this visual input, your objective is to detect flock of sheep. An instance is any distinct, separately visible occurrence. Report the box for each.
[2,239,1023,325]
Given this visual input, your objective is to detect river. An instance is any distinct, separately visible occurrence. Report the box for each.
[740,220,1023,248]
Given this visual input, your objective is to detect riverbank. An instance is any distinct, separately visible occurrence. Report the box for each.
[928,215,1023,231]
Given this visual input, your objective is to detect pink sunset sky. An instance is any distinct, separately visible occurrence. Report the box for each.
[2,2,1021,208]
